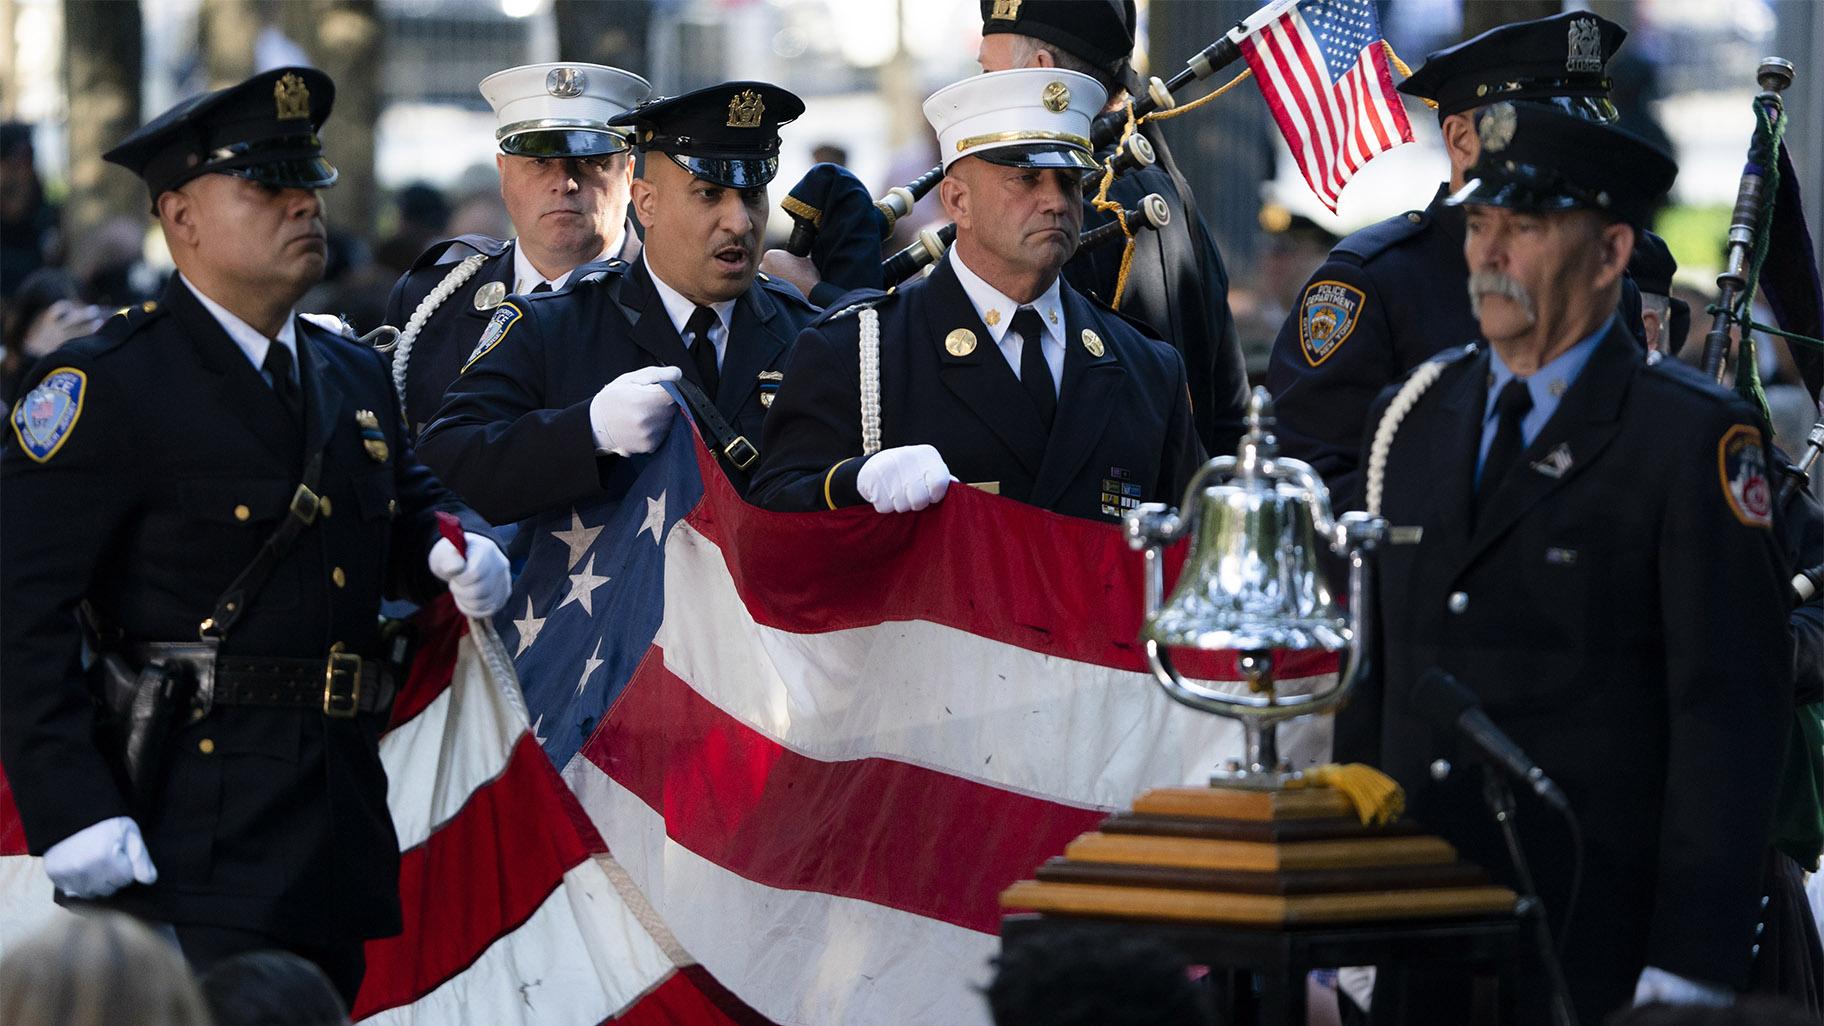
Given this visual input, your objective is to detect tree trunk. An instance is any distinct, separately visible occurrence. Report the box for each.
[279,0,381,245]
[554,0,651,70]
[1460,1,1564,40]
[198,0,256,88]
[63,0,142,242]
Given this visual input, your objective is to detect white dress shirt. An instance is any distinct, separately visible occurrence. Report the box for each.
[644,255,736,371]
[178,273,298,383]
[511,238,616,296]
[949,248,1065,392]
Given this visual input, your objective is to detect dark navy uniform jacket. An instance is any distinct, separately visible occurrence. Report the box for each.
[418,257,818,524]
[1069,127,1250,457]
[751,254,1205,521]
[0,277,462,946]
[1338,321,1791,1020]
[382,226,642,437]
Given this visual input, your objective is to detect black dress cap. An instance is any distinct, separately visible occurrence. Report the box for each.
[978,0,1135,76]
[610,81,805,189]
[1446,102,1676,230]
[104,66,337,199]
[1398,11,1625,121]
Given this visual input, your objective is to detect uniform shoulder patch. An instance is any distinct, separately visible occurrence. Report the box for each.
[1298,280,1366,367]
[11,367,88,463]
[1718,423,1774,528]
[462,302,524,372]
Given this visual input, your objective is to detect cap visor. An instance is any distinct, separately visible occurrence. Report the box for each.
[1445,175,1587,214]
[225,155,340,190]
[668,153,778,188]
[972,144,1098,171]
[502,129,631,158]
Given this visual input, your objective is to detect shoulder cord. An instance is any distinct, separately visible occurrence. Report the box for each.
[1364,359,1447,516]
[389,254,489,420]
[859,308,883,456]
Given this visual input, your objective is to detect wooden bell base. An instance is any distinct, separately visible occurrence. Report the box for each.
[1000,785,1517,927]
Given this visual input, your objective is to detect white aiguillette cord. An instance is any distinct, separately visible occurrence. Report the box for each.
[382,254,489,421]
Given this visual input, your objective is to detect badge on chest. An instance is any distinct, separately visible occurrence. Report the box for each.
[355,409,389,463]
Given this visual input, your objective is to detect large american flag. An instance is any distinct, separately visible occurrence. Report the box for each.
[1238,0,1414,212]
[0,404,1339,1024]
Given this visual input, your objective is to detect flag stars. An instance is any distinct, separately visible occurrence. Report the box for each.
[558,554,610,616]
[576,639,604,697]
[513,597,546,656]
[637,490,667,545]
[552,509,603,571]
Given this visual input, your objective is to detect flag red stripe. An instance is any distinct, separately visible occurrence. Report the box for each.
[387,596,466,731]
[609,966,775,1026]
[355,733,594,1019]
[1259,24,1338,202]
[587,649,1106,935]
[687,439,1339,683]
[0,773,26,857]
[1240,35,1329,207]
[1369,45,1415,141]
[1352,52,1393,152]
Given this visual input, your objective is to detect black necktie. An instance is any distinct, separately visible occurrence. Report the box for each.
[1475,378,1533,516]
[529,281,552,295]
[262,342,302,424]
[1012,307,1054,430]
[686,306,720,401]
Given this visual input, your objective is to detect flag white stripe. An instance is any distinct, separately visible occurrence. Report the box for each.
[565,760,999,1026]
[655,520,1336,809]
[1260,20,1344,203]
[0,855,63,961]
[1289,14,1359,195]
[380,632,524,851]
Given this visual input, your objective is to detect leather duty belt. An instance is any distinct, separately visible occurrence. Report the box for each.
[213,653,394,718]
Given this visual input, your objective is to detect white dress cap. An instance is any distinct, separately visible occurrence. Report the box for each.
[479,62,652,157]
[922,67,1106,171]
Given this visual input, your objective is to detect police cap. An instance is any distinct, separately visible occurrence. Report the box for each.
[1398,11,1625,122]
[979,0,1135,77]
[104,66,338,198]
[1446,102,1675,230]
[611,81,804,189]
[1629,231,1677,296]
[480,62,650,158]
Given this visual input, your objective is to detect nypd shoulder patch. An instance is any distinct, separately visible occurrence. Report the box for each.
[462,303,523,372]
[1718,423,1773,528]
[11,367,88,463]
[1298,280,1366,367]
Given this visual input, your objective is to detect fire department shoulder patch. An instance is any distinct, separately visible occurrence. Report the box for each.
[1298,280,1365,367]
[1718,423,1773,528]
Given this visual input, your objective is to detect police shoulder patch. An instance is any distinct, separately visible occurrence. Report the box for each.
[1718,423,1773,528]
[11,367,88,463]
[462,302,523,372]
[1298,280,1366,367]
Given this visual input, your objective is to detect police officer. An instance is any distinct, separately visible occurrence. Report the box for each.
[752,69,1202,521]
[418,81,818,523]
[1266,12,1629,512]
[384,62,650,437]
[1345,103,1789,1021]
[0,68,510,1004]
[976,0,1250,457]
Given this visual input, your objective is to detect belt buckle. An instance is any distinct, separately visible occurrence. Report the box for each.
[290,484,322,525]
[323,651,362,718]
[724,435,758,470]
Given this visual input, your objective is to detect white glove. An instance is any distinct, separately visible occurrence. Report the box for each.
[856,444,953,514]
[1632,966,1732,1007]
[429,532,511,618]
[43,816,157,899]
[590,365,683,456]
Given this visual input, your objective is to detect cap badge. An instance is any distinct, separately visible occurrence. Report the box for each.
[274,73,311,121]
[1566,17,1604,74]
[945,328,978,357]
[547,67,588,98]
[473,281,507,311]
[1042,81,1071,114]
[1081,329,1105,358]
[1478,102,1516,153]
[990,0,1021,21]
[727,89,766,129]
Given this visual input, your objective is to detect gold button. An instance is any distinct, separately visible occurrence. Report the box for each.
[198,738,215,755]
[387,499,398,517]
[319,496,333,517]
[233,504,251,522]
[332,567,347,588]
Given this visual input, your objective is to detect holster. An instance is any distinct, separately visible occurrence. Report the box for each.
[93,641,217,811]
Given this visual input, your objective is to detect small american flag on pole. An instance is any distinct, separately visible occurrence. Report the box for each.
[1238,0,1414,212]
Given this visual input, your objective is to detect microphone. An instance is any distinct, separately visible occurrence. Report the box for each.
[1411,668,1572,816]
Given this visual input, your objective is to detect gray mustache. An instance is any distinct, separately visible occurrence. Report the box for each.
[1468,271,1537,322]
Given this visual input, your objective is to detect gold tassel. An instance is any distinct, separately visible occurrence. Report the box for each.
[1298,763,1405,827]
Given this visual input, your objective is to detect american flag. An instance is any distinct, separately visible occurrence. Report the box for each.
[0,403,1339,1023]
[1239,0,1414,212]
